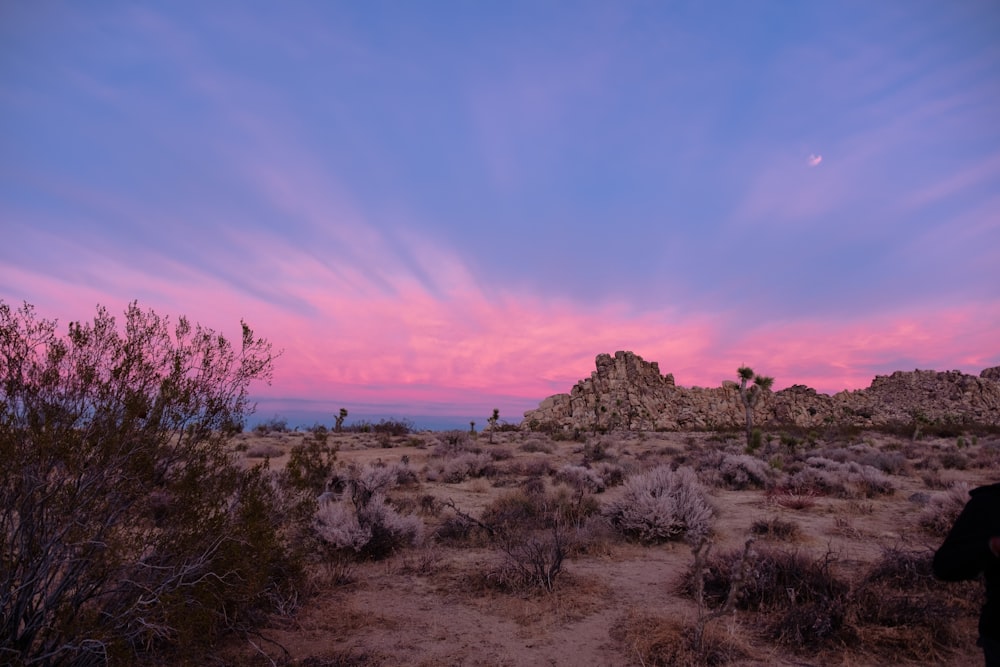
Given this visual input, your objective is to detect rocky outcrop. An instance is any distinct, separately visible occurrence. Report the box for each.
[522,351,1000,432]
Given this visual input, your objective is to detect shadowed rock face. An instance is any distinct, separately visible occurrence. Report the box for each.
[522,352,1000,432]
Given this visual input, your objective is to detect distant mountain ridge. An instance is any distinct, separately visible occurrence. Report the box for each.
[522,351,1000,432]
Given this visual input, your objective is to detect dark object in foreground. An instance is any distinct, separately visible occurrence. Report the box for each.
[933,482,1000,665]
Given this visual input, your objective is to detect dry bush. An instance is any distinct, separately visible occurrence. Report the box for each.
[454,486,600,593]
[716,453,778,490]
[853,464,895,497]
[921,469,950,489]
[554,464,606,493]
[789,458,895,499]
[520,458,554,477]
[430,430,478,457]
[245,442,284,459]
[433,514,479,544]
[489,446,514,460]
[765,486,818,510]
[611,610,749,667]
[423,452,493,483]
[565,515,619,557]
[787,465,849,497]
[818,444,906,474]
[481,488,550,532]
[592,460,627,487]
[850,547,976,662]
[938,450,970,470]
[678,542,978,660]
[918,482,970,537]
[581,439,614,463]
[520,437,555,453]
[395,546,446,576]
[603,466,714,544]
[685,547,847,614]
[479,485,598,535]
[680,546,851,650]
[487,527,569,592]
[390,460,419,486]
[312,464,424,560]
[975,440,1000,468]
[749,516,800,541]
[313,495,423,560]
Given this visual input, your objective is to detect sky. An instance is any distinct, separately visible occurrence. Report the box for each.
[2,1,999,428]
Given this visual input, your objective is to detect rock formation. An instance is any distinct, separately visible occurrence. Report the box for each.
[522,351,1000,432]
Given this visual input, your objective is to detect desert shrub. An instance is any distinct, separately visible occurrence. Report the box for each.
[592,461,627,487]
[789,458,894,498]
[431,430,478,457]
[314,495,422,560]
[918,483,970,537]
[603,466,714,543]
[520,475,547,496]
[852,465,895,498]
[689,547,847,614]
[520,458,554,477]
[520,436,555,453]
[765,486,818,510]
[565,515,619,557]
[390,460,419,486]
[434,514,478,543]
[489,446,513,460]
[611,610,749,667]
[345,418,414,436]
[938,450,969,470]
[481,489,550,532]
[424,452,493,483]
[554,464,606,493]
[0,301,300,665]
[581,439,611,463]
[245,442,284,459]
[253,416,289,434]
[312,464,423,560]
[682,546,850,649]
[975,440,1000,468]
[863,450,907,474]
[749,517,800,541]
[920,470,950,489]
[488,527,568,592]
[284,432,338,493]
[717,454,777,490]
[550,486,601,526]
[850,547,975,661]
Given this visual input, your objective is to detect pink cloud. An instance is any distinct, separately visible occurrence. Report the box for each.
[8,224,997,417]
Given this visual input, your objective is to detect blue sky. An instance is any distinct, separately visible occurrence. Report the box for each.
[2,1,998,427]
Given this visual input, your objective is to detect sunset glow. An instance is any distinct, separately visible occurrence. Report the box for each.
[2,3,998,427]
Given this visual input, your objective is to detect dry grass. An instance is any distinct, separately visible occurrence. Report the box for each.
[611,609,752,666]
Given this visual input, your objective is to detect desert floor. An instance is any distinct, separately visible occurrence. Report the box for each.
[225,427,997,667]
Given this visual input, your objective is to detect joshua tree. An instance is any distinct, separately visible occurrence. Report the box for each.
[736,366,774,449]
[335,407,348,432]
[488,408,500,443]
[469,420,476,435]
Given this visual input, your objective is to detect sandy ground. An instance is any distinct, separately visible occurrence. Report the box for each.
[226,428,995,666]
